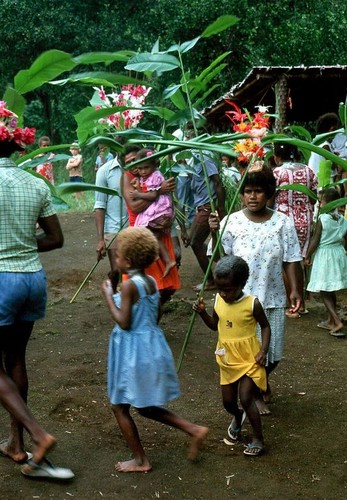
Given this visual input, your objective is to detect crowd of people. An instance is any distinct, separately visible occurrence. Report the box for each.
[0,104,346,481]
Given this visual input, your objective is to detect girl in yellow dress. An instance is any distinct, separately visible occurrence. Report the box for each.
[193,255,270,457]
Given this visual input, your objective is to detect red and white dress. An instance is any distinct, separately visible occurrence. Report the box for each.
[273,162,317,257]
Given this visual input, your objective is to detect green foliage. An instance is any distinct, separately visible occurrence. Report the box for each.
[14,50,77,95]
[2,1,347,143]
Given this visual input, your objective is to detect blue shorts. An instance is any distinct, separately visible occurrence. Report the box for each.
[0,270,47,325]
[70,176,83,183]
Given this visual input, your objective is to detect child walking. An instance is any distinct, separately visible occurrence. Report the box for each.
[193,255,270,457]
[102,227,208,473]
[130,148,176,278]
[305,187,347,337]
[208,165,302,414]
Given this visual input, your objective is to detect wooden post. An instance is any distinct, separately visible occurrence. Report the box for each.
[275,74,288,133]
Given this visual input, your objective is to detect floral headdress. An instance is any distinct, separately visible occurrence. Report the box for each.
[225,101,270,163]
[92,84,151,130]
[0,101,36,147]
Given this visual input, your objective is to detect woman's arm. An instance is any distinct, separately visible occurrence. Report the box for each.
[283,261,302,312]
[253,298,271,366]
[130,189,159,202]
[102,279,137,329]
[123,173,175,214]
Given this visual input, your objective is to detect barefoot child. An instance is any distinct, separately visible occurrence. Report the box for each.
[102,227,208,473]
[305,187,347,337]
[129,148,176,278]
[193,255,270,457]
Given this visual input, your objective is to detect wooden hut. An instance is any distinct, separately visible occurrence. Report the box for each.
[203,65,347,132]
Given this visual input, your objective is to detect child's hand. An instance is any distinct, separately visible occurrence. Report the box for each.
[102,279,114,297]
[193,297,206,314]
[304,257,311,266]
[130,178,140,190]
[129,190,139,200]
[255,350,267,366]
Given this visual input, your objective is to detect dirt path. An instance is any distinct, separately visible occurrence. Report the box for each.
[0,212,346,499]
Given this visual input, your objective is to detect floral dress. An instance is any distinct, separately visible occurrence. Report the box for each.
[273,162,317,256]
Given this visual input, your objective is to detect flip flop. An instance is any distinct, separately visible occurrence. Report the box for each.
[227,411,246,442]
[317,322,332,331]
[243,443,265,457]
[21,458,74,480]
[329,330,345,338]
[0,440,33,464]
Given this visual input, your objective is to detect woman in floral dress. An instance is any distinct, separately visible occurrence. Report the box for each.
[273,143,317,316]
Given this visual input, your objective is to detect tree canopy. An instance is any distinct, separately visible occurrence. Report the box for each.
[1,0,347,142]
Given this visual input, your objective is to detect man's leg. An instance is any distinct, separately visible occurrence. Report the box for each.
[189,208,214,285]
[1,321,33,458]
[0,322,56,464]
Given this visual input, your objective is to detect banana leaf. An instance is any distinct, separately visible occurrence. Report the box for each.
[15,50,76,94]
[57,182,120,197]
[277,183,318,201]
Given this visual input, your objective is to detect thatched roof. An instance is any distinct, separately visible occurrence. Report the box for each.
[203,65,347,131]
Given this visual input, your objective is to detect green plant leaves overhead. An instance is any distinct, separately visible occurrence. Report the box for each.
[167,37,201,54]
[50,72,147,88]
[14,50,77,94]
[57,182,120,197]
[277,183,318,201]
[72,51,136,65]
[201,15,239,38]
[125,53,180,74]
[320,197,347,213]
[2,87,26,124]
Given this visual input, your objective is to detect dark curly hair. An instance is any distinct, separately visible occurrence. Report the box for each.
[116,227,159,269]
[240,165,277,198]
[213,255,249,287]
[135,148,160,168]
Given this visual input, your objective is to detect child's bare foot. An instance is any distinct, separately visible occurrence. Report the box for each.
[115,458,152,473]
[162,260,176,278]
[255,398,271,416]
[187,426,209,461]
[0,439,29,464]
[32,434,56,464]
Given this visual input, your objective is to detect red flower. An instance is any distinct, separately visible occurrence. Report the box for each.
[0,125,10,141]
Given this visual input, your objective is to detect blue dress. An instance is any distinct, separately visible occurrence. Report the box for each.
[307,213,347,292]
[108,274,180,407]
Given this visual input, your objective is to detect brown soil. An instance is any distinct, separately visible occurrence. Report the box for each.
[1,212,346,499]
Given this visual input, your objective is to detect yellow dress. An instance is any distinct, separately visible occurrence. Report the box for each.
[214,294,266,391]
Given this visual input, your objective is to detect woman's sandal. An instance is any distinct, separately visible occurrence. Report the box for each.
[227,411,246,442]
[243,443,265,457]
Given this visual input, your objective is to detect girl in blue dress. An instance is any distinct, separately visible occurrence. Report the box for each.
[305,187,347,337]
[102,227,208,473]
